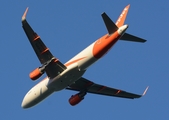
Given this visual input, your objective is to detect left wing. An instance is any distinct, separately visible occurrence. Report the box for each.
[66,77,148,99]
[22,8,66,79]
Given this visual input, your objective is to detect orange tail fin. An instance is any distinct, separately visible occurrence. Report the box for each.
[116,4,130,27]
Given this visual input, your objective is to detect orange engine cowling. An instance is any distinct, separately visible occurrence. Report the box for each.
[29,68,44,81]
[69,92,86,106]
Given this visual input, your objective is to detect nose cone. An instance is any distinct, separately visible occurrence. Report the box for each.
[21,93,35,109]
[21,97,36,109]
[21,96,30,109]
[21,99,28,109]
[21,99,27,109]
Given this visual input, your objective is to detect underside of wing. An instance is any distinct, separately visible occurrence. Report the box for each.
[22,8,53,64]
[22,8,66,79]
[66,77,148,99]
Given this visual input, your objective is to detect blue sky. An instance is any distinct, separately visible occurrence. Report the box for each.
[1,0,169,119]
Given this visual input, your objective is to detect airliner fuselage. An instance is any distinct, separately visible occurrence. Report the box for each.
[21,5,148,109]
[21,25,128,108]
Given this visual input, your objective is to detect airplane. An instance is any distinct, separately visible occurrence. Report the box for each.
[21,4,148,109]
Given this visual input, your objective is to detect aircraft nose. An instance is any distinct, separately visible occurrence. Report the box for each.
[21,92,39,109]
[21,94,33,109]
[21,98,29,109]
[21,101,26,108]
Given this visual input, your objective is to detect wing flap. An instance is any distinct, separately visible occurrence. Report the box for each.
[44,58,67,79]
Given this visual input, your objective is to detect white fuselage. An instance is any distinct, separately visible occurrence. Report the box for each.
[21,43,98,108]
[21,62,86,108]
[21,25,128,108]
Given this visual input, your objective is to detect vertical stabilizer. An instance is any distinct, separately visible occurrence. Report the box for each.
[116,4,130,27]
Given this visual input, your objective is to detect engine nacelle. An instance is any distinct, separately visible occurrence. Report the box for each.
[69,92,86,106]
[29,67,44,80]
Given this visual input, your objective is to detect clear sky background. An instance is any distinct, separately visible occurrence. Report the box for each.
[0,0,168,120]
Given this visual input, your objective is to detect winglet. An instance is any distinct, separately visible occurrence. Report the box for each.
[142,86,149,96]
[116,4,130,27]
[22,7,29,21]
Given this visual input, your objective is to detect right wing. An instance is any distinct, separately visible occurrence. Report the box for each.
[66,77,148,99]
[22,8,66,79]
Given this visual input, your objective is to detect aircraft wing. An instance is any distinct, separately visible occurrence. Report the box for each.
[66,77,148,99]
[22,8,66,78]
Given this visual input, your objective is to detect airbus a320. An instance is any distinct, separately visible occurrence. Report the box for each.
[21,4,148,109]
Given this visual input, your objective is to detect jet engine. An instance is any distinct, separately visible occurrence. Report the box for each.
[69,92,86,106]
[29,67,45,80]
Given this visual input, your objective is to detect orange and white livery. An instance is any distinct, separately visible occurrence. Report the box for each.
[21,5,148,109]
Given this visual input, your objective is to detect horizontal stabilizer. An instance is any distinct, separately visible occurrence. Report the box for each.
[120,33,147,43]
[101,12,118,35]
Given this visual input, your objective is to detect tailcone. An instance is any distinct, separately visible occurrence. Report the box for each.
[117,24,128,35]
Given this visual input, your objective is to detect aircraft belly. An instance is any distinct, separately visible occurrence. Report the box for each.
[22,63,86,108]
[48,63,86,91]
